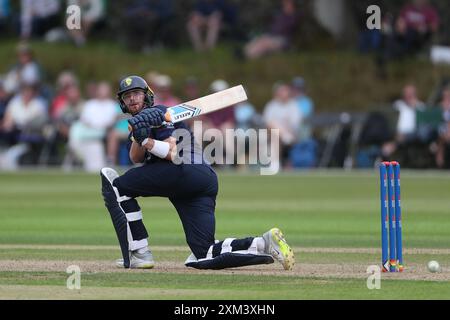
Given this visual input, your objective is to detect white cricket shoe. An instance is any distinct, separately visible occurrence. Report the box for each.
[263,228,295,270]
[116,250,155,269]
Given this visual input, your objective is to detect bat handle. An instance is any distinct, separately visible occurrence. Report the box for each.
[164,111,172,123]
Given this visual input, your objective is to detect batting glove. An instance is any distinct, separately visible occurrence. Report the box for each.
[128,117,152,145]
[135,108,166,127]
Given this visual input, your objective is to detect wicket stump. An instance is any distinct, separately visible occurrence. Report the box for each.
[379,161,403,272]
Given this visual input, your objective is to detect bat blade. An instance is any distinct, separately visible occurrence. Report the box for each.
[165,85,247,123]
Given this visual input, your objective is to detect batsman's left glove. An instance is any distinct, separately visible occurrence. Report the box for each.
[135,108,166,128]
[128,117,152,145]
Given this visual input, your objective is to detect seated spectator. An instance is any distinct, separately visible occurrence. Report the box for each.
[0,82,48,169]
[396,0,439,53]
[84,80,98,100]
[0,78,12,147]
[200,80,236,164]
[0,0,11,35]
[263,82,300,167]
[243,0,299,60]
[357,111,393,168]
[67,0,107,46]
[106,110,131,167]
[0,79,10,125]
[55,82,84,141]
[183,76,200,102]
[201,79,235,130]
[234,99,260,130]
[394,84,426,143]
[50,71,79,120]
[233,90,263,169]
[351,0,384,54]
[382,84,426,162]
[187,0,224,52]
[378,0,439,67]
[152,74,181,107]
[45,82,84,166]
[2,42,42,96]
[435,87,450,168]
[181,76,201,129]
[68,82,118,172]
[20,0,61,39]
[123,0,174,52]
[291,76,314,141]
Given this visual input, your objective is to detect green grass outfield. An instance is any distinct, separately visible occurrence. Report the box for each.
[0,169,449,300]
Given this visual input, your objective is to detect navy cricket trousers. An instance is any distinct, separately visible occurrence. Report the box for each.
[113,162,218,259]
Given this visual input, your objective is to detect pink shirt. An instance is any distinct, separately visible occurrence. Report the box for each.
[399,4,439,31]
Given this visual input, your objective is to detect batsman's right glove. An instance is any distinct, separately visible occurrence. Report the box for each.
[128,117,152,145]
[135,107,166,128]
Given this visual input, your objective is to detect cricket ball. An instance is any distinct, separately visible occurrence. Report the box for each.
[427,260,441,273]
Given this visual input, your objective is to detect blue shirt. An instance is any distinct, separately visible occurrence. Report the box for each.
[295,96,314,118]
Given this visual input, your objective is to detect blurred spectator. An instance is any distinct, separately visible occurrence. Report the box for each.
[123,0,174,52]
[197,80,236,165]
[67,0,107,46]
[3,42,43,96]
[351,0,385,54]
[233,90,262,169]
[84,80,98,100]
[152,74,181,106]
[357,111,393,168]
[289,77,317,168]
[50,71,79,120]
[145,70,161,89]
[68,82,118,172]
[378,0,439,69]
[0,79,10,123]
[234,99,260,131]
[0,0,10,35]
[243,0,299,60]
[182,76,201,129]
[382,84,426,160]
[263,82,300,166]
[435,87,450,168]
[183,76,201,101]
[20,0,61,39]
[106,110,131,166]
[0,83,48,169]
[394,84,426,142]
[201,79,235,130]
[48,82,84,166]
[55,83,84,141]
[291,76,314,141]
[187,0,224,52]
[396,0,439,50]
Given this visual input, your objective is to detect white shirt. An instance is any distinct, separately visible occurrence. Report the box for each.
[263,99,301,132]
[3,62,41,95]
[394,99,425,135]
[80,99,118,130]
[69,99,118,142]
[263,99,301,145]
[6,94,48,128]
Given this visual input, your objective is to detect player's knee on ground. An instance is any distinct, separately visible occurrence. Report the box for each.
[185,237,274,269]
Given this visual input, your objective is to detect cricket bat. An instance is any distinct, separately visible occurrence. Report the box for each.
[164,85,247,123]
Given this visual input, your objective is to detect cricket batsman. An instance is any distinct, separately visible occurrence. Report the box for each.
[100,75,295,270]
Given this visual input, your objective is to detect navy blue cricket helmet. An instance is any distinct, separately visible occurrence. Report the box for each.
[117,75,155,113]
